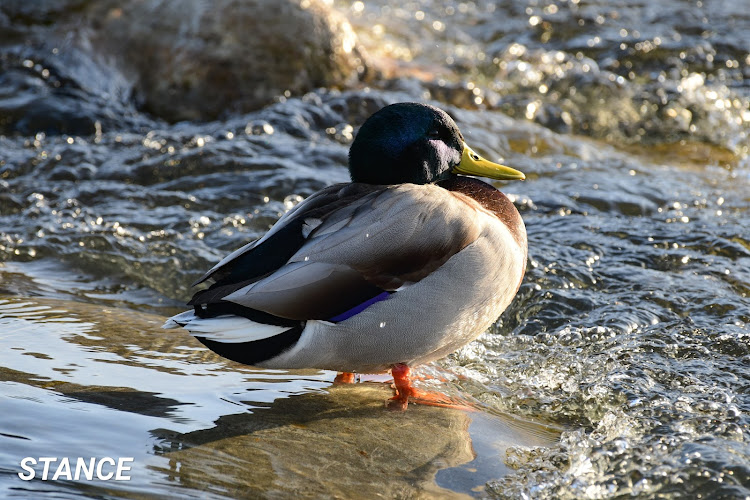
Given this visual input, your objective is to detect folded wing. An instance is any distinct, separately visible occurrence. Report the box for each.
[189,183,482,321]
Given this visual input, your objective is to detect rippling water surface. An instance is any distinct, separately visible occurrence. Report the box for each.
[1,0,749,498]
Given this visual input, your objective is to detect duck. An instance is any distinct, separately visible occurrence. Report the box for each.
[163,102,527,409]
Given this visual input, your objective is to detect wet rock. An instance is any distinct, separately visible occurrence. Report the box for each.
[0,0,91,25]
[0,36,148,136]
[9,96,99,136]
[89,0,368,122]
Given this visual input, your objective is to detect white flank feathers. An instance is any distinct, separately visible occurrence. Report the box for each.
[161,310,288,343]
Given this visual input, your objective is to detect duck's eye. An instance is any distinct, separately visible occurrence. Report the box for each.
[426,129,441,139]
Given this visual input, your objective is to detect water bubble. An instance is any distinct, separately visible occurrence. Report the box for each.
[245,121,275,135]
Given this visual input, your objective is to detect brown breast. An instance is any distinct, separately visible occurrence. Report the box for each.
[437,176,527,250]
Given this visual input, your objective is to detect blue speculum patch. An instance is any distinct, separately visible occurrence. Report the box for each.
[328,291,392,322]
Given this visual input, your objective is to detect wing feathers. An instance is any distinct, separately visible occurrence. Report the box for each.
[292,185,481,290]
[188,278,256,306]
[224,262,384,320]
[188,183,483,322]
[162,311,289,343]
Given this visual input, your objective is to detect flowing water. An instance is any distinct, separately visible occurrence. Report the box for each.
[1,0,749,498]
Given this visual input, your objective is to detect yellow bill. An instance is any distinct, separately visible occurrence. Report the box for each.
[452,142,525,181]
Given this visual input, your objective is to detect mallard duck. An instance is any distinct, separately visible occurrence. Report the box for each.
[164,102,527,408]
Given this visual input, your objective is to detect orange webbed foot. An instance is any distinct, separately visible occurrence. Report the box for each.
[334,372,357,384]
[387,363,475,411]
[387,363,417,410]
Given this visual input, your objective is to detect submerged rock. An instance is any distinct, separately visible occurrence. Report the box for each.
[89,0,368,122]
[152,385,476,499]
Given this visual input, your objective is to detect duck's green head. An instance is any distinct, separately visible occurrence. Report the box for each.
[348,102,525,185]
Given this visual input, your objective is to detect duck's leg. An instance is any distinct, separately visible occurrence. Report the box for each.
[334,372,356,384]
[388,363,475,411]
[387,363,418,410]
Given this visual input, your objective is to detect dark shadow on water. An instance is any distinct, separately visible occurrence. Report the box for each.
[148,383,477,498]
[0,367,188,420]
[152,386,384,451]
